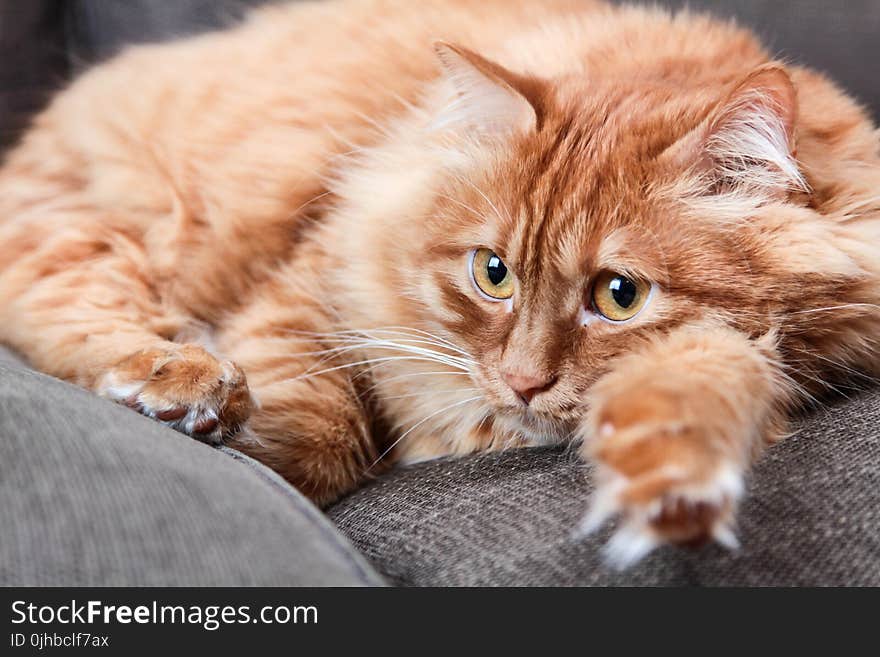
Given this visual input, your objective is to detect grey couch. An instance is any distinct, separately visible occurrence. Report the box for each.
[1,0,878,586]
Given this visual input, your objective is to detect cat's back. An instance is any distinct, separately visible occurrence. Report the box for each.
[4,0,782,195]
[3,0,601,218]
[3,0,873,256]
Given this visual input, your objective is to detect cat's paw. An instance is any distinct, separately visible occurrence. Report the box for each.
[97,344,255,445]
[577,389,744,569]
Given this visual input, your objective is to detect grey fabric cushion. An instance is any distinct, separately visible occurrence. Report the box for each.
[0,353,383,586]
[328,388,880,586]
[0,344,26,369]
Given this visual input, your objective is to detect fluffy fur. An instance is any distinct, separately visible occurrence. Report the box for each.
[1,0,878,566]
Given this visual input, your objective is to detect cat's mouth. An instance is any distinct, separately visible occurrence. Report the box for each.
[474,372,579,440]
[499,406,575,445]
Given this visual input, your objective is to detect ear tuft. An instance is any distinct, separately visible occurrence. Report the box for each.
[705,65,805,194]
[662,65,807,197]
[432,42,537,138]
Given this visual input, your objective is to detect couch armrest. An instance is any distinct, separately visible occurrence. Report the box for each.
[0,361,383,586]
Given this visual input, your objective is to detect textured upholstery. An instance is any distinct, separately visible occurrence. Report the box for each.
[329,390,880,586]
[0,352,383,586]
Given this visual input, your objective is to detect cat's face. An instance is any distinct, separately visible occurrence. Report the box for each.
[332,45,806,455]
[412,119,682,441]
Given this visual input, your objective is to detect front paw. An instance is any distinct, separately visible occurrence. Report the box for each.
[97,344,255,445]
[577,389,745,569]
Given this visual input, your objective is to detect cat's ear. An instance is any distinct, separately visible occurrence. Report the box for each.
[660,65,806,195]
[431,42,538,138]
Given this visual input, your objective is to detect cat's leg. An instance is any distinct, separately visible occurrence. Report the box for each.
[0,206,255,444]
[577,323,789,568]
[216,265,377,506]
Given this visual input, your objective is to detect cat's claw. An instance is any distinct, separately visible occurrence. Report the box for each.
[122,393,222,442]
[97,344,255,445]
[574,462,744,570]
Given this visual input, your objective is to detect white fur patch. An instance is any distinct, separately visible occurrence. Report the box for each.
[96,372,143,401]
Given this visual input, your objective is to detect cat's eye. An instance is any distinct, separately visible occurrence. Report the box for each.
[591,271,651,322]
[470,248,514,301]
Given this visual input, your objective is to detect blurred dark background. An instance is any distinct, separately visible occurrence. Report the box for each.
[1,0,878,153]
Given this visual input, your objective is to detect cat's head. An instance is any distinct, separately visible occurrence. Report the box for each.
[330,43,810,458]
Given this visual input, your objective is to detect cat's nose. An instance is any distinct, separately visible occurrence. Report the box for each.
[502,371,557,405]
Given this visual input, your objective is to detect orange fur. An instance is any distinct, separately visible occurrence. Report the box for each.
[0,0,878,562]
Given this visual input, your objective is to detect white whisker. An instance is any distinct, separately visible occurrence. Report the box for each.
[287,355,465,383]
[368,395,483,470]
[285,325,475,359]
[359,370,472,397]
[452,174,507,224]
[379,387,480,402]
[791,303,880,315]
[435,192,492,224]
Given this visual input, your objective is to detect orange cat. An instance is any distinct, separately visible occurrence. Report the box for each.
[1,0,878,567]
